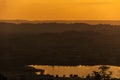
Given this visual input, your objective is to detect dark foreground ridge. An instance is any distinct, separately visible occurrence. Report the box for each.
[0,22,120,67]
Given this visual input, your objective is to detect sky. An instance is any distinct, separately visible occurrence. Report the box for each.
[0,0,120,20]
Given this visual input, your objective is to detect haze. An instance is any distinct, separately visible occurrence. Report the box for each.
[0,0,120,20]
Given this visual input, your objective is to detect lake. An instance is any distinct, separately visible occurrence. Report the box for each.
[29,65,120,78]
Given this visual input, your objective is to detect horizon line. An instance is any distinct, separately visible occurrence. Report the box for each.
[1,19,120,21]
[1,19,120,25]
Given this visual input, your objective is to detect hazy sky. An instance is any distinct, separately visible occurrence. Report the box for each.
[0,0,120,20]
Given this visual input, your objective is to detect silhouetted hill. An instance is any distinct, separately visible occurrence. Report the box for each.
[0,23,120,69]
[0,22,120,35]
[1,20,120,25]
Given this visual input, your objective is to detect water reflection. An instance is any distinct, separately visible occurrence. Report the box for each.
[29,65,120,78]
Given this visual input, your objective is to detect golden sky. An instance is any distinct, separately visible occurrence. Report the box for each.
[0,0,120,20]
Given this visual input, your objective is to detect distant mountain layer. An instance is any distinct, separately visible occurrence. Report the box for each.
[0,20,120,25]
[0,22,120,67]
[0,22,120,35]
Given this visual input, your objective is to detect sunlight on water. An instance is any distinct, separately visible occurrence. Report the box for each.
[29,65,120,78]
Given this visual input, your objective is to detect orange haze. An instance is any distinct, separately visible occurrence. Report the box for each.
[0,0,120,20]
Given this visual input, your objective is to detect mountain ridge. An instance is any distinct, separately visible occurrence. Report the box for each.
[0,20,120,25]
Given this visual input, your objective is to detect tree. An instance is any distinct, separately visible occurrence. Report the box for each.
[86,65,112,80]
